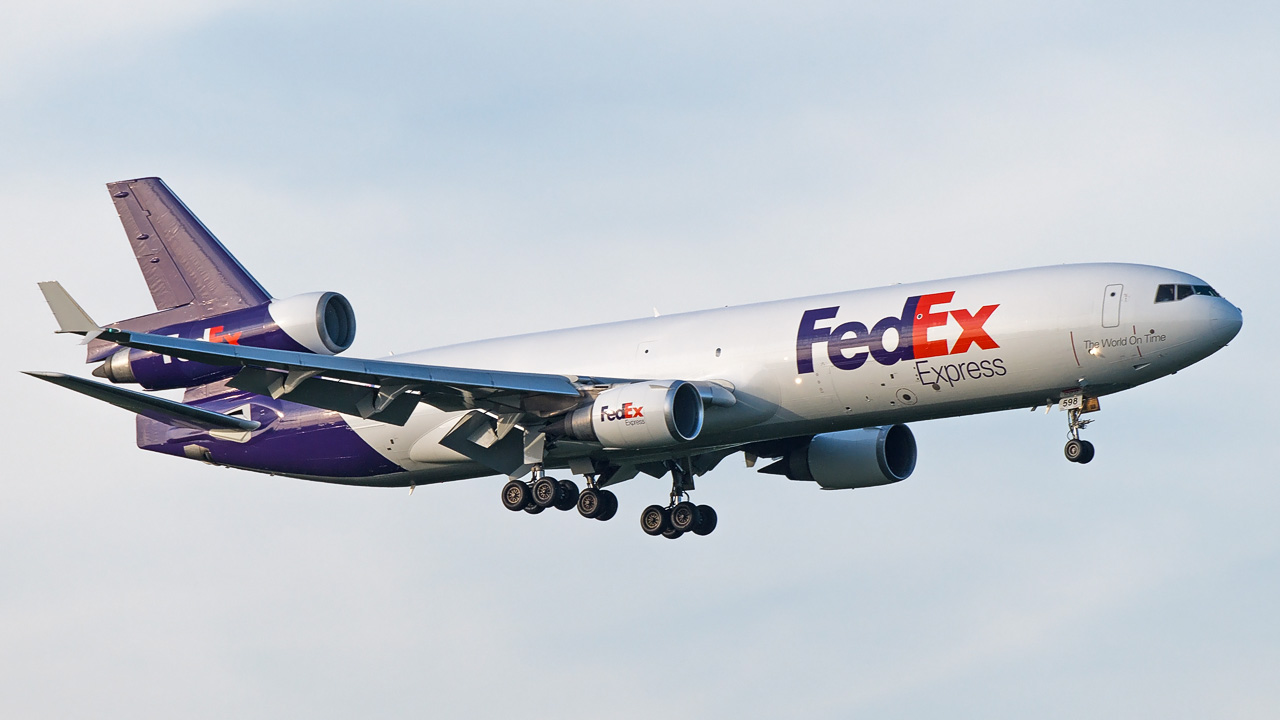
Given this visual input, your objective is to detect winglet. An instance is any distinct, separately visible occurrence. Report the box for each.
[37,281,103,339]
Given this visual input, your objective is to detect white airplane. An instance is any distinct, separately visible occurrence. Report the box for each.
[29,177,1243,537]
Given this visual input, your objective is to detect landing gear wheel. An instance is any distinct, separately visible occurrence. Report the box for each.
[596,490,618,521]
[662,525,685,539]
[501,480,531,511]
[1064,439,1084,463]
[524,501,545,514]
[692,505,717,536]
[640,505,668,536]
[669,501,700,532]
[555,479,580,511]
[532,477,561,508]
[1077,440,1095,464]
[577,488,603,518]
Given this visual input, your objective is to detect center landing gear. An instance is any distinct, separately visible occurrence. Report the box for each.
[501,467,581,514]
[639,462,717,539]
[1063,405,1096,464]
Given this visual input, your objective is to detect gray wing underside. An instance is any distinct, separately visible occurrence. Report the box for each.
[96,328,586,425]
[24,371,260,432]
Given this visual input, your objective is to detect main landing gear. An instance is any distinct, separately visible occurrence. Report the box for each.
[1063,405,1096,465]
[639,462,717,540]
[500,462,717,537]
[500,467,618,521]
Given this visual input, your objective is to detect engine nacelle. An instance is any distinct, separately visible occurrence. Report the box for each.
[266,291,357,355]
[771,424,917,489]
[95,292,357,390]
[555,380,704,449]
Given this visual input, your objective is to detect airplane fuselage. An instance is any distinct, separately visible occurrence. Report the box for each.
[140,262,1240,486]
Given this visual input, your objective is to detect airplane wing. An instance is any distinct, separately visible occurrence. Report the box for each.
[91,326,586,425]
[37,280,586,425]
[24,371,260,432]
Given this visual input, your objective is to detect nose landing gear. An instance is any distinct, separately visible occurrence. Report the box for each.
[1063,404,1096,464]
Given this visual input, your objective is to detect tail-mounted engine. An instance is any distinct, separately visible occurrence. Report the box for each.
[94,292,357,390]
[761,424,917,489]
[551,380,704,449]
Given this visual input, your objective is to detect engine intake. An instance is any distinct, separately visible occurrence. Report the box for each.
[765,424,917,489]
[268,291,356,355]
[555,380,704,449]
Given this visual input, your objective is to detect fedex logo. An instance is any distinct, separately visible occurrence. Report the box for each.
[797,292,999,374]
[203,325,242,344]
[600,402,644,423]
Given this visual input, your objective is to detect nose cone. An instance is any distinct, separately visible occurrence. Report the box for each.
[1210,301,1243,346]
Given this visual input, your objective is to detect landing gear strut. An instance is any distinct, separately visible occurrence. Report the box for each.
[640,461,717,539]
[1064,406,1096,464]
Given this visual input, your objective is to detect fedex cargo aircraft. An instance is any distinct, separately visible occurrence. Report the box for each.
[29,178,1243,538]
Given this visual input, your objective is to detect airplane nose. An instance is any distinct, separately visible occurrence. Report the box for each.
[1210,301,1243,346]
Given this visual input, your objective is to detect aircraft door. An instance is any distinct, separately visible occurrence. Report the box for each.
[1102,284,1123,328]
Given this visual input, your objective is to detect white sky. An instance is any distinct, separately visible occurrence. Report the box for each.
[2,2,1277,717]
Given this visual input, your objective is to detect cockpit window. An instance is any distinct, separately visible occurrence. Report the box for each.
[1155,283,1221,303]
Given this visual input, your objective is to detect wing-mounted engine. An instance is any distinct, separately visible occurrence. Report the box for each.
[550,380,704,449]
[95,292,357,390]
[759,424,917,489]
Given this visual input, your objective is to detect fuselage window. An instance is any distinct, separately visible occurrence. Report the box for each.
[1176,284,1194,300]
[1155,284,1176,303]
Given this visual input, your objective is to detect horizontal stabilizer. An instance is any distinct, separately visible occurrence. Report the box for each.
[23,371,260,432]
[38,281,101,336]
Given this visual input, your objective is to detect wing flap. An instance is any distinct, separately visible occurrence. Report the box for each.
[228,367,420,425]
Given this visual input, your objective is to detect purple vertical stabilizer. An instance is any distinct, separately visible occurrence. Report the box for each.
[88,177,273,363]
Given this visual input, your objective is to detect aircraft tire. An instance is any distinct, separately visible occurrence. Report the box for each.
[1064,439,1084,463]
[692,505,717,536]
[555,479,580,511]
[669,501,700,532]
[1077,441,1096,464]
[641,505,668,536]
[662,525,685,540]
[502,480,531,511]
[577,488,602,518]
[532,477,561,508]
[596,490,618,521]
